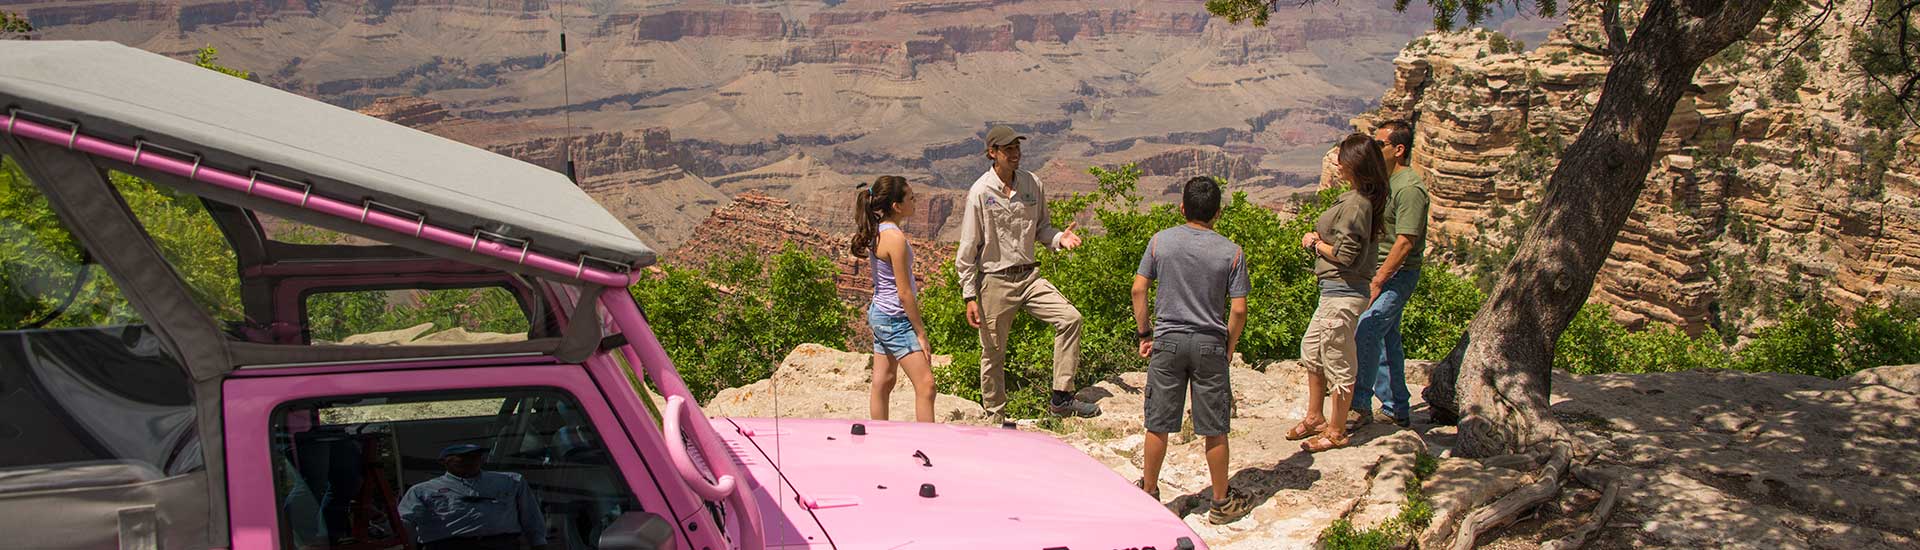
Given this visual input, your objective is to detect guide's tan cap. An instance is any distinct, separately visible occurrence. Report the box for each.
[984,125,1026,148]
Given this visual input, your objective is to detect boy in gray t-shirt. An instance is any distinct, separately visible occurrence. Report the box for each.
[1129,177,1253,525]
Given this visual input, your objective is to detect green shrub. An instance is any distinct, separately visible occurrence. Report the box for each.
[1770,56,1807,102]
[631,245,854,399]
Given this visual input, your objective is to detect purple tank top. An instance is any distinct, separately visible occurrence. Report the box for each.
[870,222,917,315]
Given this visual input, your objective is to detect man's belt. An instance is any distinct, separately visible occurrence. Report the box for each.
[987,263,1039,278]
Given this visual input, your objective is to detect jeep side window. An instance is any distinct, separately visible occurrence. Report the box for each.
[269,389,643,550]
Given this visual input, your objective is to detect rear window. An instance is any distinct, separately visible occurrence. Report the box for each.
[305,287,533,345]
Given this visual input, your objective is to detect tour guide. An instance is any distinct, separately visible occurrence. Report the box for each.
[956,125,1101,421]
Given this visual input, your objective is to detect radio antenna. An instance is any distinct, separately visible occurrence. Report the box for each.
[556,12,577,184]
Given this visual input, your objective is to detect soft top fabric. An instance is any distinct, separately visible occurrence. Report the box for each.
[0,41,654,269]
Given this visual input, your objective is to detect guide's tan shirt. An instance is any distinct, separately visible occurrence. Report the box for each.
[955,168,1064,300]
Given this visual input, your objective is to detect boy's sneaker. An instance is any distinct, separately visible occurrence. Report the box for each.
[1207,489,1257,525]
[1047,398,1102,418]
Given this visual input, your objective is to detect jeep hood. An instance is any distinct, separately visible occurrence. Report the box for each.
[717,417,1205,550]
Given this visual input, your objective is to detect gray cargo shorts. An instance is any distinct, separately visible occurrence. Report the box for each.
[1144,331,1233,436]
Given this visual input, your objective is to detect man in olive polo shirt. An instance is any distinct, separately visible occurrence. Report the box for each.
[956,125,1101,421]
[1351,120,1429,428]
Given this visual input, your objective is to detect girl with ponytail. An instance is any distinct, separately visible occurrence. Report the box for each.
[851,175,938,422]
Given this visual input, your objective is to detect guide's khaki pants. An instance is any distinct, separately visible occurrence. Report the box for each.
[977,265,1082,416]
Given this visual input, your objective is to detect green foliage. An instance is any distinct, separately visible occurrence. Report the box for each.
[1400,268,1482,360]
[630,245,854,400]
[193,46,252,80]
[1740,302,1845,377]
[1770,56,1807,102]
[1848,0,1920,129]
[1839,302,1920,371]
[1850,129,1899,199]
[1555,300,1920,379]
[108,172,245,321]
[1555,304,1733,375]
[1,10,32,36]
[0,158,142,328]
[1768,0,1809,32]
[1485,30,1520,55]
[1319,452,1439,549]
[1207,0,1557,31]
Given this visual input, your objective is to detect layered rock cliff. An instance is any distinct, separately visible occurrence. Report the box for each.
[668,192,955,302]
[1350,2,1919,335]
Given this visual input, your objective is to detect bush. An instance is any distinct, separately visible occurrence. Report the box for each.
[631,245,853,399]
[1770,56,1807,103]
[1735,301,1920,378]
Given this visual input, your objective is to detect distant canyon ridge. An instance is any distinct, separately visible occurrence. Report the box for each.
[17,0,1554,248]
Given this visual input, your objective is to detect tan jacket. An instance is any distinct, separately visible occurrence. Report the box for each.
[955,168,1064,299]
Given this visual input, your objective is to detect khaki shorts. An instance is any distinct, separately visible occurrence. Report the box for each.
[1301,293,1367,395]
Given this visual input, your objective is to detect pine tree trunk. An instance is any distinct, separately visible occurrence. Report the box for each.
[1453,0,1773,457]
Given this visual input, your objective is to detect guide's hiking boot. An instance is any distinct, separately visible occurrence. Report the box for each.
[1048,398,1102,418]
[1207,489,1257,525]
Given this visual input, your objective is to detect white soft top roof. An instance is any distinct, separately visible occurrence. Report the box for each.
[0,41,655,268]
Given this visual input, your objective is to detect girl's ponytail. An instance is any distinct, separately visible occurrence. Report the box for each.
[852,183,879,258]
[850,175,911,258]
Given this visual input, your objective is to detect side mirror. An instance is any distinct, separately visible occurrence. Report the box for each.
[597,511,677,550]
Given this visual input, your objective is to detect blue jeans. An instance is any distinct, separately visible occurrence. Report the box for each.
[1352,267,1420,419]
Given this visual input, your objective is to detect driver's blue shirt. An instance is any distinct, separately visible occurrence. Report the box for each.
[397,471,547,545]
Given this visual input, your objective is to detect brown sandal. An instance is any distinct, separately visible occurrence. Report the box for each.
[1285,419,1326,441]
[1300,433,1349,453]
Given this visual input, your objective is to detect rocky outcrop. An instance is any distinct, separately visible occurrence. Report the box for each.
[603,9,791,42]
[487,127,704,181]
[1351,3,1920,334]
[357,96,452,128]
[668,192,956,301]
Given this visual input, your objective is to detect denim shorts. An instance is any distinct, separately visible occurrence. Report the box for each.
[868,306,923,359]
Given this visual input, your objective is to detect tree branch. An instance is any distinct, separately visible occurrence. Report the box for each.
[1763,0,1837,71]
[1861,61,1920,128]
[1566,39,1616,58]
[1601,0,1629,54]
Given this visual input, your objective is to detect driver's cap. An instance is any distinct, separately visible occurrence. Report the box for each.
[439,443,489,458]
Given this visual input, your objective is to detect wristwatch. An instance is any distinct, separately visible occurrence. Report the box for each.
[1136,329,1152,341]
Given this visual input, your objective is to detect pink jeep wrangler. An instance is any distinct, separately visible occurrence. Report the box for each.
[0,42,1204,550]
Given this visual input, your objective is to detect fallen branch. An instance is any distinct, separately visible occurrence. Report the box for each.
[1448,443,1572,550]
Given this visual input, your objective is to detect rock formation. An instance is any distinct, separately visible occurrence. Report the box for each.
[1346,3,1920,335]
[667,191,955,303]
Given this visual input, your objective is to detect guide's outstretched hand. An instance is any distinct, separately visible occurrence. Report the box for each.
[1059,221,1082,249]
